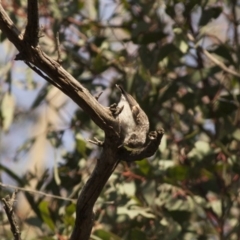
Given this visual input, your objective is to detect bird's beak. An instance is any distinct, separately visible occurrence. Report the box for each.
[116,84,124,93]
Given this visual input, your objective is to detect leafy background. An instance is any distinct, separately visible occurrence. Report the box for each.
[0,0,240,239]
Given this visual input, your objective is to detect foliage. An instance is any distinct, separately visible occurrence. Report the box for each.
[0,0,240,239]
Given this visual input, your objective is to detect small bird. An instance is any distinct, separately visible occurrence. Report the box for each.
[116,84,149,150]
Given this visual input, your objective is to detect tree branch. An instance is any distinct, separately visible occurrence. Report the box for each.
[23,0,39,46]
[70,139,121,240]
[0,2,114,132]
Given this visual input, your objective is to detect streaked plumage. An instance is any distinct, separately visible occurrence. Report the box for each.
[116,85,149,149]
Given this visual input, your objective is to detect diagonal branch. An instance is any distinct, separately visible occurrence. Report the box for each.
[0,4,24,50]
[199,47,240,78]
[0,2,114,132]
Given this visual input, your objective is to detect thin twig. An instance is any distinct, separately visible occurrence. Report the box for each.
[56,32,62,63]
[199,47,240,78]
[95,91,103,101]
[88,137,104,146]
[2,190,22,240]
[0,182,77,203]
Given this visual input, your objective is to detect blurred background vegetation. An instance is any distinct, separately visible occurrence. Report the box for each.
[0,0,240,239]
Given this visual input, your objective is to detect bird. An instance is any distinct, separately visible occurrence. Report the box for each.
[115,84,149,150]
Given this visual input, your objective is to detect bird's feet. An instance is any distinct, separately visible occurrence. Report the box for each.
[109,103,124,118]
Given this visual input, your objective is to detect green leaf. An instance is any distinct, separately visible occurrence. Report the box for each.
[158,160,174,170]
[0,163,24,184]
[1,92,15,131]
[178,40,188,54]
[117,205,155,219]
[135,159,151,176]
[31,83,51,109]
[209,45,234,65]
[93,36,106,47]
[167,166,190,181]
[63,207,75,227]
[160,81,179,103]
[189,66,221,84]
[118,181,136,197]
[187,141,212,160]
[167,210,191,224]
[39,201,55,231]
[184,0,199,14]
[53,150,61,186]
[140,180,156,206]
[210,199,222,217]
[129,228,147,240]
[14,137,36,160]
[87,0,97,20]
[25,217,42,228]
[139,46,153,69]
[47,130,64,148]
[131,31,166,45]
[166,5,175,19]
[213,98,238,118]
[179,92,198,109]
[92,54,108,73]
[233,129,240,141]
[76,133,87,157]
[199,7,222,26]
[65,203,76,215]
[93,229,122,240]
[36,237,55,240]
[158,43,180,62]
[49,1,62,19]
[159,135,167,152]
